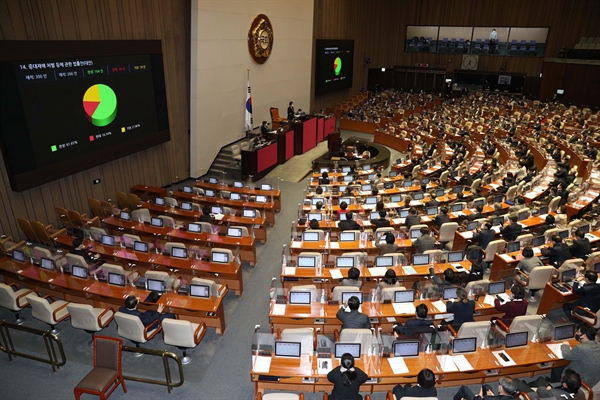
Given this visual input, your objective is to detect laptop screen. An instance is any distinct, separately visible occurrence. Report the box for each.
[101,235,115,246]
[120,211,131,221]
[261,184,272,191]
[595,262,600,273]
[183,185,192,193]
[389,170,398,177]
[303,231,319,242]
[467,221,479,231]
[155,197,165,206]
[361,184,372,192]
[289,291,312,305]
[452,203,464,212]
[505,331,528,348]
[375,256,394,267]
[364,196,377,205]
[488,281,506,295]
[12,249,25,262]
[507,241,520,253]
[443,286,458,300]
[335,343,361,358]
[413,193,424,201]
[233,181,244,188]
[308,212,323,221]
[108,272,126,286]
[391,195,403,203]
[339,197,353,206]
[436,189,445,197]
[230,193,242,201]
[255,195,267,203]
[209,177,218,184]
[344,175,353,182]
[399,209,409,218]
[243,209,257,218]
[579,224,590,234]
[340,232,356,242]
[452,337,477,354]
[410,230,423,239]
[342,291,363,304]
[403,180,412,187]
[212,251,229,264]
[532,235,545,247]
[363,164,371,170]
[275,341,301,357]
[205,189,215,197]
[453,186,463,194]
[40,257,55,271]
[227,227,243,237]
[538,206,549,216]
[421,178,430,184]
[448,251,464,263]
[558,230,569,240]
[190,284,210,298]
[561,268,576,283]
[172,247,188,259]
[472,199,484,209]
[427,206,438,216]
[336,257,354,268]
[394,290,415,303]
[211,206,223,214]
[393,341,420,357]
[71,265,88,279]
[181,202,192,211]
[493,195,504,204]
[188,223,201,233]
[147,278,165,292]
[342,166,352,173]
[297,256,316,268]
[518,210,529,221]
[320,167,329,173]
[133,241,149,253]
[151,217,163,227]
[492,217,504,226]
[554,323,575,341]
[384,182,394,190]
[413,254,430,266]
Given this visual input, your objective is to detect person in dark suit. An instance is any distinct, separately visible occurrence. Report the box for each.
[405,207,421,229]
[119,295,175,330]
[537,215,556,236]
[71,238,100,265]
[260,120,269,135]
[467,205,485,221]
[434,206,450,227]
[376,232,398,255]
[199,205,212,222]
[414,227,437,253]
[336,295,370,330]
[493,284,528,326]
[568,229,592,259]
[500,215,522,242]
[319,171,330,185]
[327,353,369,400]
[339,211,361,231]
[514,369,585,400]
[393,304,433,335]
[562,270,600,322]
[287,101,295,120]
[541,235,572,267]
[446,287,475,330]
[453,377,518,400]
[393,368,437,400]
[473,222,495,250]
[371,211,391,228]
[425,190,440,207]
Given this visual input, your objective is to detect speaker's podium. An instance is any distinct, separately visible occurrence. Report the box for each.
[293,115,317,155]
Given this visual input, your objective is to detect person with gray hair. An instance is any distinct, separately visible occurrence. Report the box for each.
[453,377,517,400]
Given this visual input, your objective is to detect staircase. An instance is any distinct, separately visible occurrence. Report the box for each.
[205,139,251,181]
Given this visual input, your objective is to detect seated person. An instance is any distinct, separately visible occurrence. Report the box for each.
[339,266,362,289]
[376,232,398,255]
[327,353,369,400]
[119,295,175,330]
[492,284,528,326]
[393,368,437,400]
[405,207,421,229]
[336,295,370,331]
[541,234,572,267]
[509,197,527,213]
[71,238,100,265]
[413,227,437,253]
[454,377,518,400]
[473,222,495,250]
[467,204,485,221]
[338,201,350,216]
[339,211,360,231]
[199,205,212,222]
[500,215,522,242]
[568,229,592,260]
[434,206,450,227]
[379,269,401,288]
[562,270,600,323]
[514,368,585,400]
[515,246,544,275]
[314,186,324,198]
[445,287,475,330]
[538,214,556,236]
[308,218,320,230]
[425,190,440,207]
[371,210,391,228]
[393,304,433,335]
[319,171,330,185]
[314,201,324,211]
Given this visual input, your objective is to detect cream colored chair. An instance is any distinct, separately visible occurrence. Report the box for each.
[66,253,91,268]
[336,328,372,354]
[464,280,489,296]
[383,252,408,266]
[163,197,178,207]
[158,215,177,228]
[257,393,304,400]
[164,241,187,255]
[278,327,315,354]
[113,312,161,355]
[572,307,600,329]
[290,285,318,303]
[548,196,561,213]
[131,208,151,223]
[447,321,491,349]
[26,294,70,334]
[483,240,506,265]
[438,222,458,246]
[67,303,115,338]
[332,286,362,302]
[162,319,207,364]
[491,315,543,339]
[90,226,108,241]
[515,265,555,301]
[190,277,220,298]
[0,283,35,324]
[381,286,407,300]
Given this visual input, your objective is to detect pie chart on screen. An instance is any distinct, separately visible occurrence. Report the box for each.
[83,84,117,127]
[334,57,342,76]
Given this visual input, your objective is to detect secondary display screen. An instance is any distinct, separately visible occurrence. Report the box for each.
[0,40,170,192]
[315,39,355,95]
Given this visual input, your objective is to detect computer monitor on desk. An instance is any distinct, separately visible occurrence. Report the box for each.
[134,241,149,253]
[120,211,131,221]
[108,272,126,287]
[297,256,316,268]
[488,281,506,295]
[452,337,477,354]
[532,236,545,247]
[335,343,361,358]
[181,202,192,211]
[289,291,312,305]
[410,230,423,239]
[426,206,438,216]
[308,212,322,221]
[212,251,229,264]
[12,249,26,262]
[336,257,354,268]
[188,223,201,233]
[452,203,464,213]
[172,247,188,259]
[302,231,319,242]
[243,209,257,219]
[147,278,165,293]
[339,232,356,242]
[342,291,363,304]
[413,254,430,266]
[364,196,377,205]
[505,331,528,348]
[554,323,575,341]
[233,181,244,188]
[393,341,420,357]
[275,341,301,358]
[208,177,218,184]
[40,257,55,271]
[211,206,223,215]
[101,235,115,246]
[561,268,576,284]
[183,186,193,193]
[151,217,163,227]
[155,197,165,206]
[448,251,463,263]
[443,286,458,300]
[189,284,210,298]
[507,241,520,253]
[492,217,504,226]
[375,256,394,267]
[71,265,88,279]
[399,209,409,218]
[558,230,569,240]
[394,290,415,303]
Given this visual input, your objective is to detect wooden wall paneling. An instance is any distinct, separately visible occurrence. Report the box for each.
[38,184,56,226]
[0,1,15,40]
[0,160,18,236]
[49,180,66,225]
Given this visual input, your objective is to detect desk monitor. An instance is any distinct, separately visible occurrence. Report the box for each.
[554,323,575,341]
[339,197,353,206]
[275,341,301,358]
[522,184,531,194]
[261,184,272,191]
[426,206,438,216]
[336,257,354,268]
[399,209,410,218]
[364,196,377,205]
[40,257,55,271]
[155,197,165,206]
[413,192,424,201]
[361,184,372,192]
[344,175,353,182]
[443,286,458,300]
[383,182,394,190]
[389,170,398,177]
[452,337,477,354]
[120,211,131,221]
[342,166,352,173]
[147,278,165,293]
[342,291,363,304]
[532,235,545,247]
[403,180,412,188]
[302,231,320,242]
[211,206,223,215]
[205,189,216,197]
[368,173,376,181]
[183,185,193,193]
[391,195,403,203]
[297,256,316,268]
[453,170,460,178]
[556,89,564,95]
[108,272,126,287]
[561,268,576,283]
[448,251,464,263]
[492,217,504,226]
[289,291,312,305]
[485,177,493,185]
[233,181,244,188]
[101,235,115,247]
[181,202,192,211]
[452,203,464,213]
[579,224,590,234]
[393,341,420,357]
[339,232,356,242]
[421,178,430,185]
[394,290,415,303]
[467,221,478,231]
[558,230,569,240]
[405,155,410,161]
[134,241,149,253]
[208,177,218,184]
[594,262,600,273]
[189,284,210,298]
[335,343,360,358]
[227,227,243,238]
[505,331,528,348]
[255,195,267,203]
[493,195,504,204]
[172,247,188,259]
[151,217,163,227]
[435,188,445,197]
[12,249,26,262]
[507,241,520,253]
[243,209,257,219]
[472,199,485,209]
[188,223,201,233]
[410,229,422,239]
[212,251,229,264]
[413,254,430,266]
[375,256,394,267]
[488,281,506,295]
[229,192,241,201]
[320,167,329,173]
[517,210,529,221]
[71,265,88,279]
[363,164,371,170]
[538,206,549,216]
[338,212,347,221]
[452,186,463,194]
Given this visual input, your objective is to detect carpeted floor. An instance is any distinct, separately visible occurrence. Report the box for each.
[0,130,571,400]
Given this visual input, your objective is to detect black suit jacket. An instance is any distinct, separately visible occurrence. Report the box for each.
[338,220,360,231]
[541,242,571,266]
[572,282,600,312]
[405,215,421,229]
[500,223,522,242]
[393,384,437,400]
[425,199,440,208]
[72,248,95,265]
[287,105,294,120]
[467,212,485,221]
[371,218,391,228]
[118,306,162,327]
[434,214,450,227]
[569,238,591,259]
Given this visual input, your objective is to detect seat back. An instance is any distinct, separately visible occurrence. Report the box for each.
[505,185,518,201]
[483,240,506,262]
[30,221,55,246]
[101,263,125,277]
[280,327,314,354]
[67,210,86,228]
[94,335,122,370]
[56,207,75,231]
[508,315,542,338]
[191,277,219,298]
[115,192,129,210]
[165,241,187,255]
[164,197,178,207]
[439,222,458,242]
[456,321,491,349]
[381,286,407,300]
[383,253,408,266]
[88,198,104,219]
[67,303,102,331]
[464,280,489,296]
[66,253,90,268]
[527,266,555,290]
[375,227,395,237]
[158,215,177,228]
[90,227,108,242]
[290,285,317,303]
[162,319,198,348]
[131,208,151,223]
[339,329,372,354]
[100,201,115,218]
[196,222,213,234]
[26,295,56,324]
[0,283,28,311]
[127,193,141,210]
[424,249,443,263]
[122,233,142,244]
[144,270,169,283]
[33,246,53,261]
[548,196,561,213]
[114,312,150,343]
[332,286,362,302]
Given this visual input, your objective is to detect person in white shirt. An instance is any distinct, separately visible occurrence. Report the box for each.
[490,29,498,41]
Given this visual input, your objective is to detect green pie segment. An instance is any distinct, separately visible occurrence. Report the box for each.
[334,57,342,76]
[83,84,117,127]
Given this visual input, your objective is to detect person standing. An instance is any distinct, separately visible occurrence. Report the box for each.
[287,101,295,120]
[327,353,369,400]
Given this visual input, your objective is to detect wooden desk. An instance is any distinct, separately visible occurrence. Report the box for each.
[294,116,318,155]
[537,282,580,315]
[242,140,279,181]
[0,258,229,335]
[289,239,413,260]
[131,184,167,198]
[195,181,282,213]
[100,217,258,266]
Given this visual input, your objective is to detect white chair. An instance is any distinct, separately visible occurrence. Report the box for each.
[0,283,35,324]
[67,303,114,338]
[90,226,108,241]
[381,286,407,301]
[492,315,542,339]
[191,277,221,298]
[303,229,325,241]
[337,328,372,354]
[548,196,561,213]
[279,327,315,354]
[192,187,204,196]
[438,222,458,245]
[101,263,126,278]
[131,208,151,223]
[470,178,482,192]
[257,393,304,400]
[163,197,178,207]
[290,285,318,303]
[122,233,142,246]
[332,286,362,302]
[572,307,600,329]
[339,251,368,267]
[197,222,213,234]
[165,241,187,255]
[543,228,560,242]
[515,265,555,301]
[145,270,169,284]
[26,294,70,334]
[505,185,518,201]
[158,215,177,228]
[240,141,250,151]
[162,319,207,364]
[113,312,161,355]
[66,253,91,268]
[424,249,443,263]
[383,252,408,266]
[448,321,491,349]
[464,280,489,296]
[375,227,395,237]
[483,240,506,265]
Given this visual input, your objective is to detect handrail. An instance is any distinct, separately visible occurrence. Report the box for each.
[121,345,184,394]
[0,319,66,372]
